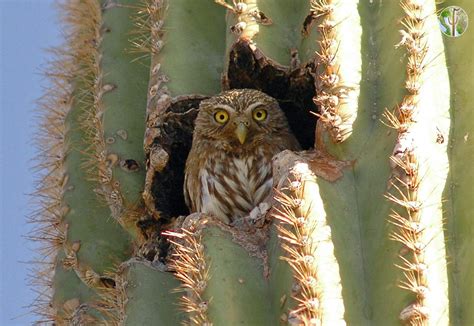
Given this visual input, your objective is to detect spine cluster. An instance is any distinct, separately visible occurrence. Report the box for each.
[309,0,351,143]
[164,220,211,325]
[55,300,100,325]
[385,1,445,324]
[130,0,165,57]
[64,5,129,315]
[216,0,271,40]
[275,163,345,325]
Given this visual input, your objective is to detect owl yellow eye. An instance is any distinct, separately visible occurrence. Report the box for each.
[214,110,229,124]
[253,108,267,121]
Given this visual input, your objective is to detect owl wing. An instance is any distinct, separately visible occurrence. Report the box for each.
[183,146,201,213]
[185,157,218,216]
[184,167,197,213]
[280,132,301,152]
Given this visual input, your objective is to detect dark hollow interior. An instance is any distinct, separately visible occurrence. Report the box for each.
[149,99,201,222]
[148,40,318,227]
[227,40,318,149]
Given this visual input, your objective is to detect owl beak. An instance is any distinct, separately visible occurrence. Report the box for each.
[235,122,248,144]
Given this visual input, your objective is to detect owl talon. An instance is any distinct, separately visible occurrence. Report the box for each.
[247,202,271,224]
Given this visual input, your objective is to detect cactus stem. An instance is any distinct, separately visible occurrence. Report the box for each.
[309,0,361,143]
[386,0,450,324]
[274,157,345,325]
[31,1,137,321]
[77,0,119,214]
[164,216,211,325]
[72,0,138,231]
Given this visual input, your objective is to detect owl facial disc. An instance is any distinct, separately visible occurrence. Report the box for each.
[235,122,248,144]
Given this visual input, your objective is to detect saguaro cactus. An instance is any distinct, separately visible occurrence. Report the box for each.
[30,0,473,325]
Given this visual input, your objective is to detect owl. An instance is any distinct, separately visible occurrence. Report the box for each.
[184,89,300,223]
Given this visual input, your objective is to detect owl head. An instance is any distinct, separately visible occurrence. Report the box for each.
[193,89,291,149]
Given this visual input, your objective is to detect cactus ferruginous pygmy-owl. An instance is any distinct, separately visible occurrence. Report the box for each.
[184,89,300,223]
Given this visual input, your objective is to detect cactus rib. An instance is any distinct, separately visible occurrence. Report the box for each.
[164,216,211,325]
[385,0,450,324]
[274,153,346,325]
[309,0,361,143]
[31,0,136,322]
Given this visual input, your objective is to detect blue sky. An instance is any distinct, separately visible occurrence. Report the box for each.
[1,1,60,324]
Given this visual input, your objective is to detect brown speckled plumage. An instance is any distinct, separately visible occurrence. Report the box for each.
[184,89,300,223]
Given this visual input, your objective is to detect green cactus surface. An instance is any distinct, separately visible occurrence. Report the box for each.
[31,0,473,325]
